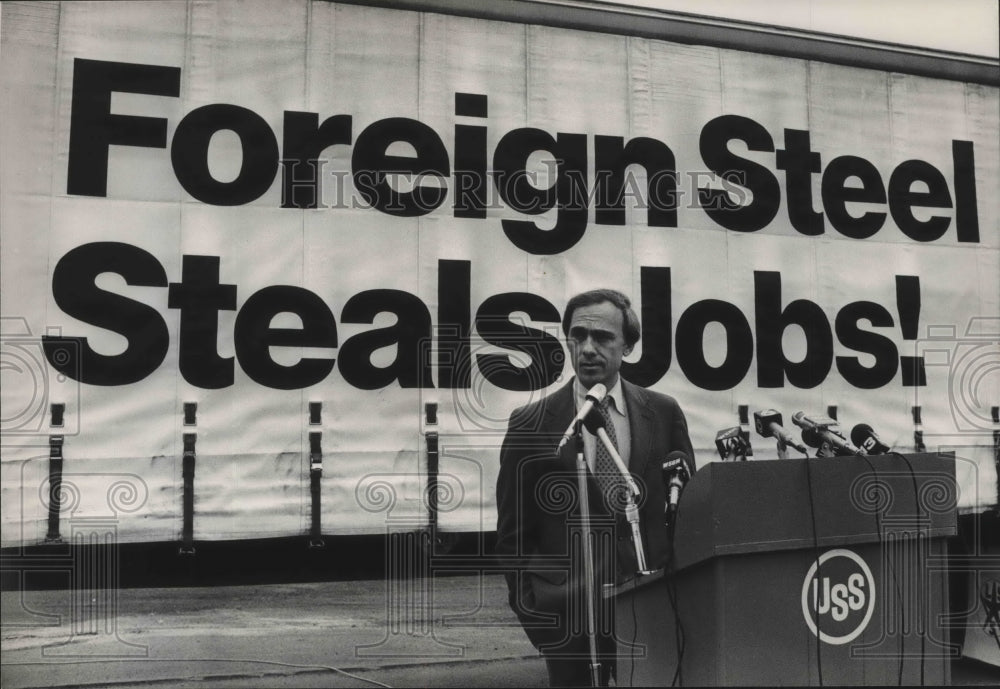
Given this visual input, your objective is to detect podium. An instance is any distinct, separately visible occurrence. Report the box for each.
[610,453,957,686]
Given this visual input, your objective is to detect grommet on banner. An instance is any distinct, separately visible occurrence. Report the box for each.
[309,401,322,426]
[179,432,196,556]
[424,403,440,534]
[827,404,838,421]
[912,405,926,453]
[45,405,65,542]
[183,402,197,426]
[51,402,65,428]
[308,429,324,549]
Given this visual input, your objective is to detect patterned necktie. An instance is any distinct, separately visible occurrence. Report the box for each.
[594,397,626,511]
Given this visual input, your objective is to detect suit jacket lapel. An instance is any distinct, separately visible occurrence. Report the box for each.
[547,378,655,474]
[624,380,654,477]
[543,380,578,465]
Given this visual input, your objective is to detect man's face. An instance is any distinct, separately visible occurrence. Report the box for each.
[567,300,631,391]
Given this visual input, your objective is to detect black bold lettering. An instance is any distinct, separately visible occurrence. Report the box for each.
[594,136,677,227]
[281,112,352,209]
[438,259,472,389]
[698,115,780,232]
[493,128,588,254]
[895,275,926,387]
[888,160,952,242]
[43,242,168,385]
[454,93,488,219]
[234,286,337,389]
[621,266,672,387]
[834,301,898,389]
[338,290,433,389]
[171,104,279,205]
[754,271,832,388]
[475,293,562,391]
[67,58,180,197]
[675,300,752,391]
[775,129,823,236]
[952,140,980,243]
[352,118,450,216]
[821,155,887,239]
[167,256,237,388]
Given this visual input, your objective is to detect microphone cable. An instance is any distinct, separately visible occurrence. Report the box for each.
[665,508,686,686]
[629,565,638,688]
[895,450,928,686]
[802,450,824,687]
[616,521,640,689]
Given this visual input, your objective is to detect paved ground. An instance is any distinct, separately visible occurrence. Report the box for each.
[2,575,546,688]
[2,574,998,688]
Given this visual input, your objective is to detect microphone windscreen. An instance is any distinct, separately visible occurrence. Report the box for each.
[582,407,605,434]
[850,423,875,447]
[664,450,688,463]
[715,427,739,457]
[662,450,690,476]
[716,426,741,442]
[851,423,890,454]
[801,427,822,448]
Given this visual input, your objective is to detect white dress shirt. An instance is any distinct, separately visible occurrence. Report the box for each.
[574,377,631,473]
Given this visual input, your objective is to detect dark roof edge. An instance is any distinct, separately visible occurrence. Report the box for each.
[332,0,1000,87]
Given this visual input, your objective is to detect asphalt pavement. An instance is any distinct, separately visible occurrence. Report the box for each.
[1,574,547,688]
[2,573,998,688]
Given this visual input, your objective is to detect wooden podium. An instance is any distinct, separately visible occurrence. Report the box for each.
[609,453,957,686]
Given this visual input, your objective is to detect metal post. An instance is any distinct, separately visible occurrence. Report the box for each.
[573,425,602,687]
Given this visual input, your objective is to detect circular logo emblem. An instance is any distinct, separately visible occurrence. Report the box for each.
[800,549,876,645]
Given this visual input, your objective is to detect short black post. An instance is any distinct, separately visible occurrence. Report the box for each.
[309,429,324,548]
[45,427,65,543]
[424,403,439,536]
[179,432,196,555]
[912,405,926,453]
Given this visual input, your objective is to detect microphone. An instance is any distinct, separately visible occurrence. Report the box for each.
[715,426,741,460]
[851,423,891,455]
[585,409,649,571]
[715,427,751,461]
[555,383,607,453]
[792,412,863,456]
[662,451,690,526]
[800,427,821,448]
[754,409,808,454]
[582,408,640,496]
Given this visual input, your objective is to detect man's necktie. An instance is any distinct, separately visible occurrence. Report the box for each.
[593,398,627,511]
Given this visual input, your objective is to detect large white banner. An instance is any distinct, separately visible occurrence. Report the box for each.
[2,1,997,545]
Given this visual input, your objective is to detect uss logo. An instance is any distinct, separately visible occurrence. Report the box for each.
[800,549,877,645]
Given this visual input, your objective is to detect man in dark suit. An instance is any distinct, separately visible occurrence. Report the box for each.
[495,288,695,687]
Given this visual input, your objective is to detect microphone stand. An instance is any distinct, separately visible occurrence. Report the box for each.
[571,421,602,687]
[774,436,789,460]
[592,428,652,575]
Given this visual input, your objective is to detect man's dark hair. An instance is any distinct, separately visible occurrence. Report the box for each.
[561,289,641,347]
